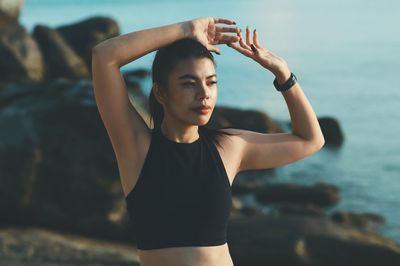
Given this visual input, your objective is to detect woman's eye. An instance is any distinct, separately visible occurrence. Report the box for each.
[183,81,217,86]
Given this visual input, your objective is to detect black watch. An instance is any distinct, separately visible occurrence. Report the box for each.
[273,72,297,92]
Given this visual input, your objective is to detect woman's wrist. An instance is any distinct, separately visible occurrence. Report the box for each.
[181,20,194,39]
[273,66,291,84]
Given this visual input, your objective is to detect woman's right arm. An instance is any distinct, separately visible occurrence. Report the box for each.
[92,20,192,67]
[91,20,195,191]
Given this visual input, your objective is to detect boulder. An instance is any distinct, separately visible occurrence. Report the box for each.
[227,214,400,266]
[0,0,23,20]
[0,79,131,241]
[271,202,326,217]
[57,16,120,69]
[0,18,44,83]
[213,105,284,133]
[255,182,340,207]
[317,116,344,147]
[331,211,385,229]
[32,25,90,80]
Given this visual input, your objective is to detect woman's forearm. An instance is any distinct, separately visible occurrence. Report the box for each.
[276,68,325,146]
[92,20,192,67]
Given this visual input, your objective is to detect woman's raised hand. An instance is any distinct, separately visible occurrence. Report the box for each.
[226,25,289,75]
[185,17,241,55]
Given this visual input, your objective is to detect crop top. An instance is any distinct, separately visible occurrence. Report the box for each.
[125,126,232,250]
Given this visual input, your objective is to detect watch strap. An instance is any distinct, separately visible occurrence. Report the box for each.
[273,72,297,92]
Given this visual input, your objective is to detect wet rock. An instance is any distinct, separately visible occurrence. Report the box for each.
[255,182,340,207]
[227,214,400,266]
[232,178,265,195]
[212,105,284,133]
[317,117,344,147]
[0,0,23,20]
[0,18,44,83]
[32,25,89,80]
[1,14,119,84]
[123,69,151,80]
[331,211,385,229]
[0,79,133,241]
[57,16,120,69]
[271,202,326,217]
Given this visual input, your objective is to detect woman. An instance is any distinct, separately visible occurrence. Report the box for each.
[92,17,325,266]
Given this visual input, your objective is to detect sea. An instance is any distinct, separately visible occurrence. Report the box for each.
[20,0,400,243]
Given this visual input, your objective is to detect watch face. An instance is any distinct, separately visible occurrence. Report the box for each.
[274,72,296,91]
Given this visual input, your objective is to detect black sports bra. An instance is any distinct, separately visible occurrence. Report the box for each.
[125,126,232,250]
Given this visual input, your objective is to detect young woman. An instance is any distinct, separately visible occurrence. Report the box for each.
[92,17,324,266]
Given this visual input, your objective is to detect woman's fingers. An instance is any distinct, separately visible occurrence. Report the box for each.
[253,29,262,49]
[226,42,254,58]
[215,32,240,44]
[237,30,250,50]
[234,26,263,50]
[210,21,264,54]
[209,24,240,44]
[214,26,240,44]
[213,18,236,25]
[214,25,240,33]
[246,26,252,46]
[226,25,263,58]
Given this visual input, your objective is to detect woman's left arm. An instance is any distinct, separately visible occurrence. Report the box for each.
[225,26,325,172]
[227,26,325,145]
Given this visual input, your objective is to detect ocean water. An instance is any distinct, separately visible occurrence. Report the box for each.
[20,0,400,243]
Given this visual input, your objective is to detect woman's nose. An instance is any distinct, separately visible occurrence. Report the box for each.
[198,83,211,99]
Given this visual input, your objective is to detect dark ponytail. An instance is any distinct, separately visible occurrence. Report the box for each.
[148,38,239,149]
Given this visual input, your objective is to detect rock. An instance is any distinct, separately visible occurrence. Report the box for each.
[32,25,90,80]
[56,16,120,70]
[240,205,262,216]
[0,227,140,265]
[286,116,343,147]
[0,18,44,83]
[318,116,344,147]
[0,0,23,20]
[255,182,340,207]
[331,211,385,229]
[0,14,119,84]
[122,70,150,114]
[230,196,263,219]
[232,178,266,195]
[123,69,151,80]
[0,79,135,242]
[227,214,400,266]
[0,9,14,26]
[212,105,284,133]
[271,202,326,217]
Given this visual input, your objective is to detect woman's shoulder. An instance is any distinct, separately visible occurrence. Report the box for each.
[213,127,246,149]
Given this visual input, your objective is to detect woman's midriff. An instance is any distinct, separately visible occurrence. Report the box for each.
[137,242,234,266]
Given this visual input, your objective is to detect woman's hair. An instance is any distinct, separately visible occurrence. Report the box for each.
[149,38,239,149]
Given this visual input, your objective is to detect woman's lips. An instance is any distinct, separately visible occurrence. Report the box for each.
[192,107,211,114]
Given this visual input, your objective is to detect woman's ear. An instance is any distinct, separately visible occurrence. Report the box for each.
[153,83,167,105]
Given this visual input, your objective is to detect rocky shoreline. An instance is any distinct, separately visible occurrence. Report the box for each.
[1,2,399,266]
[0,226,140,266]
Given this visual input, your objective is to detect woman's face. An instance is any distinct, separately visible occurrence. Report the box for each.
[158,57,218,126]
